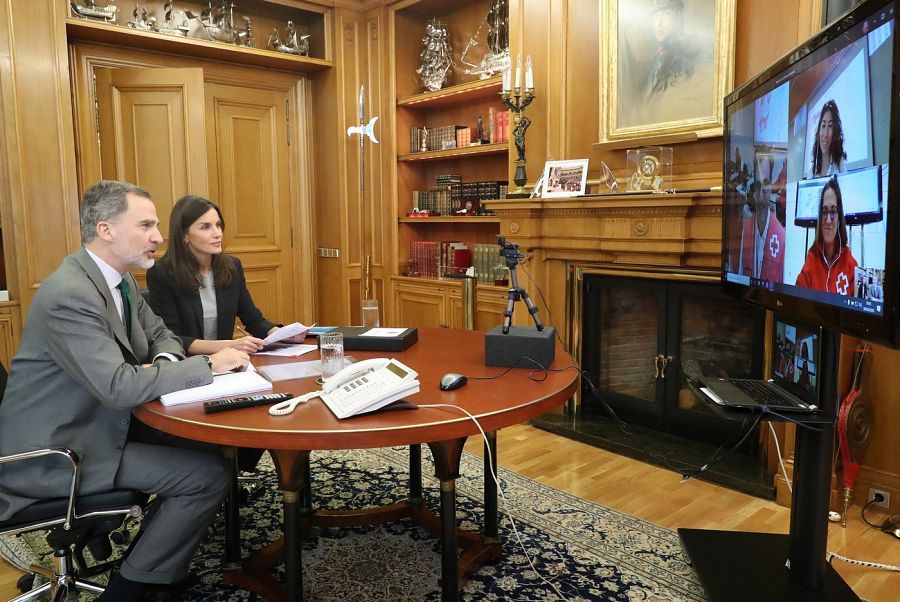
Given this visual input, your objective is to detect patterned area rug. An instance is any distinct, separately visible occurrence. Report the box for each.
[2,447,706,601]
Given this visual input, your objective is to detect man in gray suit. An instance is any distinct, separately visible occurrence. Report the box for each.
[0,180,249,600]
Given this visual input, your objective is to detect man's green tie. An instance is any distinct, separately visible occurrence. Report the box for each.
[117,278,133,341]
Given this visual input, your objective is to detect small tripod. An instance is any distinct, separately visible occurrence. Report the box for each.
[498,236,544,334]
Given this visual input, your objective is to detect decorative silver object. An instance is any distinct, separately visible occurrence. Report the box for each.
[461,0,510,79]
[346,86,380,300]
[127,5,158,32]
[417,19,453,92]
[268,21,310,56]
[156,1,190,37]
[70,0,118,23]
[186,1,250,46]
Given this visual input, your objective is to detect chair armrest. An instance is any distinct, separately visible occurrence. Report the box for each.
[0,448,80,529]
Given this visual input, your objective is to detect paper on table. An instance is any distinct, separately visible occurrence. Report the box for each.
[264,322,310,345]
[160,371,272,406]
[257,360,323,382]
[359,328,407,337]
[255,343,318,357]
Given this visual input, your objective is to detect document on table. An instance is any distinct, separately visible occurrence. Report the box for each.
[160,371,273,406]
[257,357,356,382]
[255,343,318,357]
[263,322,311,345]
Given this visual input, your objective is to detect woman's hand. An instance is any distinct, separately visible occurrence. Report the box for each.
[227,336,267,353]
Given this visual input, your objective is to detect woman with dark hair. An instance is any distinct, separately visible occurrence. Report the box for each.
[811,99,847,177]
[796,177,858,294]
[147,195,300,355]
[796,341,811,391]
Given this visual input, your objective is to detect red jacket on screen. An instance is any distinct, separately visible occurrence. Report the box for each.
[795,243,858,295]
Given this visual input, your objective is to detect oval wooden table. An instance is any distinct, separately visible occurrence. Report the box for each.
[135,327,578,601]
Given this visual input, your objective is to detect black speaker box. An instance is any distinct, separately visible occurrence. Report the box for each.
[484,325,556,368]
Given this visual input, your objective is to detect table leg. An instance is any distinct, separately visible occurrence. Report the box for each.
[271,450,312,602]
[439,478,458,602]
[222,447,242,570]
[409,444,423,505]
[427,438,465,602]
[483,431,498,540]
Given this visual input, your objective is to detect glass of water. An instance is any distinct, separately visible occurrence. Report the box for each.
[319,331,344,379]
[361,298,380,328]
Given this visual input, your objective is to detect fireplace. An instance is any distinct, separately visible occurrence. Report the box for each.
[534,267,774,497]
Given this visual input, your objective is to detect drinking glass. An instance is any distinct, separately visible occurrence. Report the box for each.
[361,298,380,328]
[319,331,344,379]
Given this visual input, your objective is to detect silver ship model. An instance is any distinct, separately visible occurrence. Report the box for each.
[268,21,310,56]
[461,0,510,79]
[156,1,190,37]
[186,0,249,45]
[70,0,118,22]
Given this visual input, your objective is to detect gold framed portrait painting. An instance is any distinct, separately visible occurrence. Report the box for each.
[599,0,736,143]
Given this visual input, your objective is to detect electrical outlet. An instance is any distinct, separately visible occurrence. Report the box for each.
[869,488,891,509]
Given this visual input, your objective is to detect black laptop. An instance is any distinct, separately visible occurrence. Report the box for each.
[700,318,820,413]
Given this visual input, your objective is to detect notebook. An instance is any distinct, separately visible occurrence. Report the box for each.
[700,317,820,413]
[160,371,273,406]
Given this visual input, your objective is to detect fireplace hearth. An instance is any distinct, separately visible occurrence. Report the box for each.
[533,268,775,498]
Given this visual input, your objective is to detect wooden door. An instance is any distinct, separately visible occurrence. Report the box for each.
[204,83,296,325]
[94,67,209,263]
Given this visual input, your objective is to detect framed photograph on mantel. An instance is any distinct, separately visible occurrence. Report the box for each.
[541,159,590,198]
[598,0,736,144]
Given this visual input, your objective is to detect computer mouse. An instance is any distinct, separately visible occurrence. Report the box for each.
[440,373,468,391]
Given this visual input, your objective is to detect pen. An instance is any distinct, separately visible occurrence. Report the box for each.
[235,324,249,337]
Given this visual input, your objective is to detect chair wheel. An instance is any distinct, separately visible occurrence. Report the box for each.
[110,529,130,545]
[16,573,35,593]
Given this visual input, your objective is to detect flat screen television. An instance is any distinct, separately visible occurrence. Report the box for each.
[722,0,899,347]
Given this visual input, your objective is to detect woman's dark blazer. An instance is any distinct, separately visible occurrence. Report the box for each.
[146,255,278,351]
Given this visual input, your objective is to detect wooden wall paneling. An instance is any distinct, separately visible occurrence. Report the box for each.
[0,303,21,370]
[95,66,210,250]
[290,78,319,324]
[363,8,387,320]
[565,0,599,165]
[205,82,296,325]
[0,0,80,313]
[70,43,314,326]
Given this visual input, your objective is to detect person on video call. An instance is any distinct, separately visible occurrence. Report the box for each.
[147,195,293,356]
[147,195,305,471]
[810,99,848,177]
[736,159,785,281]
[0,180,249,600]
[796,177,858,295]
[796,341,811,391]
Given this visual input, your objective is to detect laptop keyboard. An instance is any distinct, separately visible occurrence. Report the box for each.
[731,379,806,408]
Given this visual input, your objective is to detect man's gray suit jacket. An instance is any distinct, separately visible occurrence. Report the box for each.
[0,248,213,520]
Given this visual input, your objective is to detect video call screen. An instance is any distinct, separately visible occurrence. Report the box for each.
[772,319,818,397]
[723,4,893,317]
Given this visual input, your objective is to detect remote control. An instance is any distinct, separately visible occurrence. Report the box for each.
[203,392,294,414]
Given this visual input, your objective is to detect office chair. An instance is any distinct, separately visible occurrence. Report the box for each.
[0,363,146,601]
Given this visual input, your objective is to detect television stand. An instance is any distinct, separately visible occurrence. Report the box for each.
[679,328,860,601]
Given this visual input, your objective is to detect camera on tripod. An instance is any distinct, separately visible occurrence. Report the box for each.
[498,236,524,266]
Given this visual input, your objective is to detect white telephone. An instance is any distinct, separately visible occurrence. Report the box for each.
[318,357,420,419]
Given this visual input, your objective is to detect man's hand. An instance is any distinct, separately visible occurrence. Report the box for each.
[209,348,249,373]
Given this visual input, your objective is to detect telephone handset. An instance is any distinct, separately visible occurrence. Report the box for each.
[319,357,420,419]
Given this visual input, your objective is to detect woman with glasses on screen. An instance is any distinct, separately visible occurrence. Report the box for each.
[795,177,858,295]
[810,99,848,177]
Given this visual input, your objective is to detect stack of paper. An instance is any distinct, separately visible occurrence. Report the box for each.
[160,371,273,406]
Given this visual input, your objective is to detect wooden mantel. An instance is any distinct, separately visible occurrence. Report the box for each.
[483,190,723,270]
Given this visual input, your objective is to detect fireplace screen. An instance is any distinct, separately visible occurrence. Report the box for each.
[582,275,764,443]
